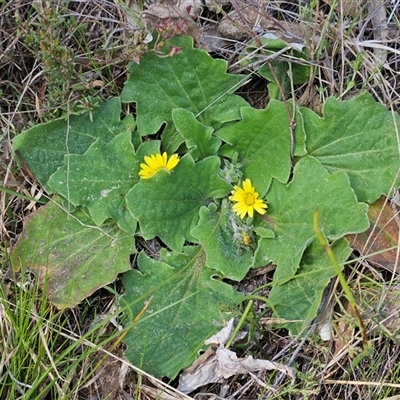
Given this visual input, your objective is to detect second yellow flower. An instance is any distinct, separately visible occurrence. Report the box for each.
[229,178,268,219]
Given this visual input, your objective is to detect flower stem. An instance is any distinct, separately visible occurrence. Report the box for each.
[226,299,253,349]
[313,209,368,349]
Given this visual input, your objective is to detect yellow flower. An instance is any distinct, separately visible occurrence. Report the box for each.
[139,152,180,179]
[229,178,268,219]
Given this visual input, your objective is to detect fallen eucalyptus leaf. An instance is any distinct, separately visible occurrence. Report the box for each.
[178,345,293,394]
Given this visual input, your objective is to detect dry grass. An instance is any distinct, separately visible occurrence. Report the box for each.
[2,0,400,399]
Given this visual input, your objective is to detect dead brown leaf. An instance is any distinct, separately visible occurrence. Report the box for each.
[218,3,305,44]
[140,384,192,400]
[347,196,400,273]
[178,345,293,394]
[141,0,202,42]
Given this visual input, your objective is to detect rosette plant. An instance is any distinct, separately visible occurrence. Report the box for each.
[11,35,400,378]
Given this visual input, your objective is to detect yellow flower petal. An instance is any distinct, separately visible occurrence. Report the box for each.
[230,178,268,219]
[144,155,154,167]
[166,153,180,170]
[154,153,161,167]
[253,201,267,215]
[138,152,180,179]
[242,179,254,193]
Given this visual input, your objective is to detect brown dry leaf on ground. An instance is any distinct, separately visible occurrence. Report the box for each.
[178,319,293,394]
[218,2,305,43]
[140,0,203,41]
[348,196,400,273]
[178,345,294,394]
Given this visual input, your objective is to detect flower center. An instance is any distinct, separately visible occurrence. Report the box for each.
[244,193,255,206]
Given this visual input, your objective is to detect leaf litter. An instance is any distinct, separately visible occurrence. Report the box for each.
[178,319,294,394]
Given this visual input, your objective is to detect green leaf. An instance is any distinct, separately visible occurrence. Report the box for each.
[294,109,307,157]
[10,200,133,309]
[126,154,231,251]
[268,237,351,335]
[121,36,249,152]
[172,109,221,160]
[258,57,310,100]
[240,37,310,99]
[301,92,400,203]
[191,203,253,281]
[13,98,135,190]
[48,130,138,234]
[120,247,242,378]
[215,101,292,196]
[254,156,369,281]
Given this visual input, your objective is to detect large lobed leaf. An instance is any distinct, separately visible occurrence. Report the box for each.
[301,92,400,203]
[48,130,138,234]
[121,36,249,152]
[126,154,231,251]
[10,200,134,309]
[172,109,221,160]
[268,237,352,335]
[215,101,293,196]
[13,98,135,190]
[240,37,310,100]
[120,247,242,378]
[191,203,253,281]
[254,156,369,282]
